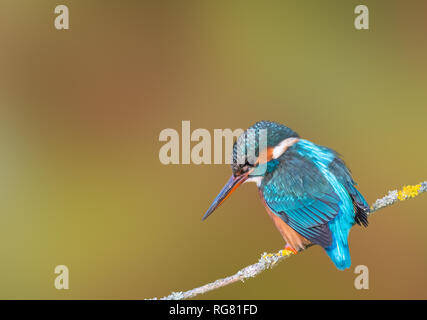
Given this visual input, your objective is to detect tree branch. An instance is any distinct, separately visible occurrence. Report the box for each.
[150,181,427,300]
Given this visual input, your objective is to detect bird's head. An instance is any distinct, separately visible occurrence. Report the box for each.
[202,121,299,221]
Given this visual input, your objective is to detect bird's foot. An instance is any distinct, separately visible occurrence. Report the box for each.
[262,246,298,261]
[281,246,298,256]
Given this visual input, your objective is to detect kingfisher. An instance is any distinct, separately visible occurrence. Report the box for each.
[202,121,369,270]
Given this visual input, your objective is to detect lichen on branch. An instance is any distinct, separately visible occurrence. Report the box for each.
[150,181,427,300]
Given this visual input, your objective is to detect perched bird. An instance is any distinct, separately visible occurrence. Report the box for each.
[202,121,369,270]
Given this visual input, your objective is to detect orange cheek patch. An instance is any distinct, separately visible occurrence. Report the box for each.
[256,147,274,165]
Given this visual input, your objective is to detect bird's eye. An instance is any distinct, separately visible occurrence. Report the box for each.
[241,162,255,174]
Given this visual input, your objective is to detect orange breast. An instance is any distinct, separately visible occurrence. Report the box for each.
[259,190,311,251]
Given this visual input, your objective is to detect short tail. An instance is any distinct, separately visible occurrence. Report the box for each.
[325,234,351,270]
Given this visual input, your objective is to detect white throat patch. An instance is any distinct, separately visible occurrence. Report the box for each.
[245,176,263,187]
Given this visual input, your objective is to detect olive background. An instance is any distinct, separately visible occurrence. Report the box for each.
[0,0,426,299]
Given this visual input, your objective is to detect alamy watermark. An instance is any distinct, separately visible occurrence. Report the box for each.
[159,121,268,170]
[54,265,69,290]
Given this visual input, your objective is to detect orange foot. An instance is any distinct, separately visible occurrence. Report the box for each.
[284,246,298,255]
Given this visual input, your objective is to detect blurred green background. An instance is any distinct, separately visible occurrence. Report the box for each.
[0,0,426,299]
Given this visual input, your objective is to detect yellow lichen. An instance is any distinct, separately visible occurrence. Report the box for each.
[279,249,295,256]
[263,249,295,260]
[397,184,421,201]
[262,253,274,259]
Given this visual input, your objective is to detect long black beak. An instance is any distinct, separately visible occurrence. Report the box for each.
[202,174,248,221]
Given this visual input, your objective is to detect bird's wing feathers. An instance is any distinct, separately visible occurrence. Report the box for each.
[261,150,341,247]
[329,157,369,227]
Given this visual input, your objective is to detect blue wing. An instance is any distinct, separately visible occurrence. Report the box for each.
[329,157,369,227]
[261,149,341,247]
